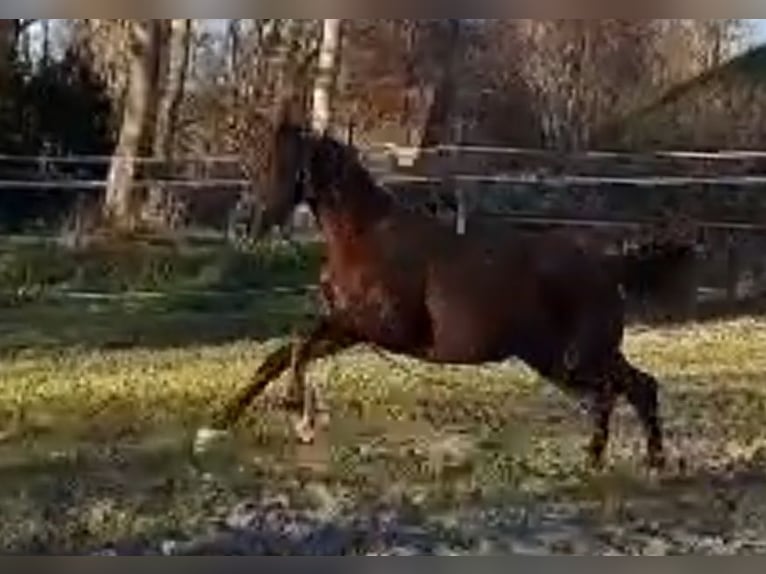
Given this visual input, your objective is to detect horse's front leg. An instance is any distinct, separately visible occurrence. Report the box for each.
[285,319,357,444]
[613,353,666,470]
[195,320,353,456]
[582,354,665,471]
[196,341,295,456]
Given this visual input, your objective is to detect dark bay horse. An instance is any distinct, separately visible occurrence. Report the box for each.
[207,119,690,470]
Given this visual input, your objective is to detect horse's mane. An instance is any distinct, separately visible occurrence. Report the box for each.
[309,131,399,211]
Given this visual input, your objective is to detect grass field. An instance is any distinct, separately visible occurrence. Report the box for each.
[1,241,766,554]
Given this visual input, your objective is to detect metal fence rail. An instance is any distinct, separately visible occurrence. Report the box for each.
[5,143,766,182]
[2,144,766,235]
[7,143,766,167]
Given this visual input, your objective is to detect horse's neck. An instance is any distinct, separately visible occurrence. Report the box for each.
[311,163,393,242]
[315,203,390,279]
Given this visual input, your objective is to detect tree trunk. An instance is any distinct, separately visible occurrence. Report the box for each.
[228,19,241,76]
[103,20,163,231]
[0,20,16,84]
[41,20,51,66]
[421,19,462,147]
[153,20,191,160]
[311,19,343,134]
[0,20,20,154]
[145,19,192,228]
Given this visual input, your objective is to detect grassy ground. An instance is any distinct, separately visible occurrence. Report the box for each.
[1,240,766,554]
[0,297,765,554]
[0,236,322,298]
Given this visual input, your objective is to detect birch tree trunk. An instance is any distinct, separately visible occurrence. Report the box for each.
[311,19,343,134]
[103,20,163,230]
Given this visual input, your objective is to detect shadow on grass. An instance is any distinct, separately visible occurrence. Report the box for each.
[0,288,319,353]
[8,445,762,555]
[0,436,198,554]
[0,237,324,352]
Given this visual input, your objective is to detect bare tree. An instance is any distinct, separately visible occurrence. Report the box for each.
[71,20,133,109]
[103,20,164,230]
[140,19,193,227]
[0,20,15,83]
[475,20,744,150]
[226,19,241,76]
[157,24,192,159]
[0,19,36,53]
[513,20,623,149]
[0,20,36,75]
[421,19,463,147]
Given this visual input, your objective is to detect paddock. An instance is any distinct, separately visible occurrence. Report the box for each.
[0,240,765,554]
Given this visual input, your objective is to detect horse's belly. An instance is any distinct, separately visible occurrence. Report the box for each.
[342,305,428,352]
[425,279,537,364]
[425,284,576,372]
[425,343,510,365]
[427,322,569,381]
[426,308,528,365]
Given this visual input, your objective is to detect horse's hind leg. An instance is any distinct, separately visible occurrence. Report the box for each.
[547,362,618,470]
[585,375,618,470]
[614,353,666,469]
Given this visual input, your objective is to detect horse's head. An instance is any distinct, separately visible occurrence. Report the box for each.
[255,116,366,238]
[249,118,310,239]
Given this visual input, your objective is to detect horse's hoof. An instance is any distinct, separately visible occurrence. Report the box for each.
[294,418,317,445]
[193,427,231,456]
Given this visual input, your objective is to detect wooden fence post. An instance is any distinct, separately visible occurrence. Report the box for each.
[452,120,467,236]
[455,187,467,236]
[725,230,740,303]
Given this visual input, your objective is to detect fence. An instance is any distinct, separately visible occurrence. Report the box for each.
[1,143,766,313]
[3,145,766,230]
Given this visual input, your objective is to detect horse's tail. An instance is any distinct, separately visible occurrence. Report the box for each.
[606,239,698,302]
